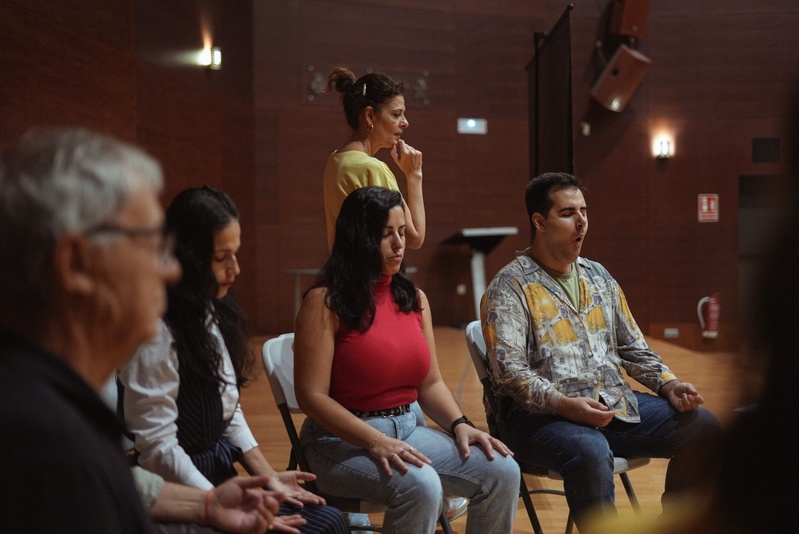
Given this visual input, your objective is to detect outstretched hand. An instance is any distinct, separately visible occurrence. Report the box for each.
[266,471,326,507]
[663,381,705,412]
[268,513,307,534]
[206,475,279,534]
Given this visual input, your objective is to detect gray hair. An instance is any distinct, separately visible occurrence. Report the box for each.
[0,127,163,309]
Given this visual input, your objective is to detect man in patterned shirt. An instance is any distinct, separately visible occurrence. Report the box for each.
[481,172,721,529]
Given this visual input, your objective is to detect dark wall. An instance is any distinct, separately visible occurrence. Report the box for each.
[252,0,799,351]
[3,0,798,351]
[569,2,798,350]
[252,1,555,337]
[0,0,259,334]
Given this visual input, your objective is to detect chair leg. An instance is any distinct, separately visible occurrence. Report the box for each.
[438,510,454,534]
[517,470,642,534]
[562,472,639,534]
[519,475,545,534]
[618,472,642,513]
[564,512,574,534]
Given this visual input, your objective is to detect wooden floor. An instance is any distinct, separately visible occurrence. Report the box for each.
[241,326,741,534]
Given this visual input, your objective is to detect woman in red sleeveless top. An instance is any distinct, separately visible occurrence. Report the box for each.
[294,186,520,534]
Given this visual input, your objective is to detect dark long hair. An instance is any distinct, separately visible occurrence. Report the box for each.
[310,186,420,331]
[164,186,250,392]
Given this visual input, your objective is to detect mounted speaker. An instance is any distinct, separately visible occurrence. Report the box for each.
[591,44,651,112]
[609,0,651,39]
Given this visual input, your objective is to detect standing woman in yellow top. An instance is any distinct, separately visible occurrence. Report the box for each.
[323,67,425,250]
[323,68,468,527]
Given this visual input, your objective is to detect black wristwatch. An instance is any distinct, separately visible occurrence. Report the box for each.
[450,415,475,434]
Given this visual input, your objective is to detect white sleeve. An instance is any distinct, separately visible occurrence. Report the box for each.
[118,320,214,490]
[224,403,258,453]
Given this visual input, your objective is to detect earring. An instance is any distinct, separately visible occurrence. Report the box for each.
[367,123,374,133]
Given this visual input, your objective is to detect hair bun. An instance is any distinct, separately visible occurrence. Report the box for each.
[326,67,357,94]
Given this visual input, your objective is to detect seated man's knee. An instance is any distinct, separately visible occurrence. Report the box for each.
[560,433,614,475]
[572,432,613,461]
[679,407,723,444]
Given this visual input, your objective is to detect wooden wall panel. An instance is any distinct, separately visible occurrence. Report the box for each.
[135,0,253,103]
[1,0,258,333]
[132,0,257,330]
[253,110,281,329]
[0,0,137,145]
[567,2,799,350]
[251,0,799,351]
[253,0,545,334]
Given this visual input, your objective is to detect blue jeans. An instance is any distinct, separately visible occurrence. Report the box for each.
[500,391,721,528]
[300,411,520,534]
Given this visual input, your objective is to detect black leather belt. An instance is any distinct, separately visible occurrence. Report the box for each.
[350,404,412,418]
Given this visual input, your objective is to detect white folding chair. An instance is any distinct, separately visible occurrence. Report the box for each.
[261,333,454,533]
[464,320,649,534]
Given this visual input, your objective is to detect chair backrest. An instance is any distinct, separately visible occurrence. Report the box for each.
[261,333,313,475]
[262,333,299,410]
[464,320,488,380]
[261,333,393,517]
[464,320,502,437]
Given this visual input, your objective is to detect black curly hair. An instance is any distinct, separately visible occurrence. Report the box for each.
[163,185,251,392]
[309,186,420,331]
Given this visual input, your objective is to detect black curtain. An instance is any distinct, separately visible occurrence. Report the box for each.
[527,4,574,178]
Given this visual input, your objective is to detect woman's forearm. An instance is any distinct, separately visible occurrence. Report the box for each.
[240,446,277,477]
[402,172,425,248]
[418,380,464,431]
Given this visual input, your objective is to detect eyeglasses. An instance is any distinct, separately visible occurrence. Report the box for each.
[86,224,176,267]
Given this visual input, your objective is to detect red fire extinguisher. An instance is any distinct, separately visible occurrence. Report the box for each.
[697,293,720,339]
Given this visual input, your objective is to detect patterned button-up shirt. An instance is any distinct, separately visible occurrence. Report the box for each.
[481,252,678,423]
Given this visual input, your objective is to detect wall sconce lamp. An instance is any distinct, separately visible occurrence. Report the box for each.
[657,140,672,159]
[210,46,222,70]
[653,135,674,159]
[200,46,222,70]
